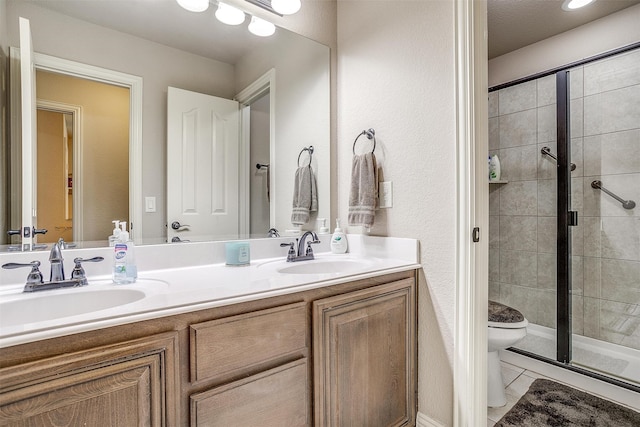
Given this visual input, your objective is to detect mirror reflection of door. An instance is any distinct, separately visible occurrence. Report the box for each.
[166,87,240,242]
[249,92,271,235]
[36,70,130,242]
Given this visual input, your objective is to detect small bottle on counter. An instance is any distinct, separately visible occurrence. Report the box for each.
[330,219,348,254]
[113,222,137,284]
[109,220,121,246]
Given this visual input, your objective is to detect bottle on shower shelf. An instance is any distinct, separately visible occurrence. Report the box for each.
[489,154,501,181]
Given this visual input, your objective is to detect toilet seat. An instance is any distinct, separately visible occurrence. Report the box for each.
[488,319,528,329]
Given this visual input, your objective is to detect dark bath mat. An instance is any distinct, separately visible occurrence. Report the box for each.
[495,378,640,426]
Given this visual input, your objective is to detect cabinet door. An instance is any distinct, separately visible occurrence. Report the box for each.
[190,358,309,427]
[314,278,416,427]
[0,332,178,427]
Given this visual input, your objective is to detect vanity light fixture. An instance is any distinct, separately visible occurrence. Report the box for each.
[176,0,209,12]
[248,16,276,36]
[270,0,301,15]
[215,2,246,25]
[562,0,596,11]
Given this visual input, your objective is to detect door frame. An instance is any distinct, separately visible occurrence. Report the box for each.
[455,0,489,425]
[235,68,276,236]
[36,100,83,241]
[10,51,143,241]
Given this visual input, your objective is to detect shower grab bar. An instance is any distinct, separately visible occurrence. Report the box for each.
[541,146,576,171]
[591,180,636,210]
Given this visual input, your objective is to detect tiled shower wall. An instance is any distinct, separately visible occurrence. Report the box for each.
[488,48,640,351]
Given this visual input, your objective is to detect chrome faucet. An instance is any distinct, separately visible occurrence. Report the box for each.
[2,239,104,292]
[49,239,65,281]
[280,231,321,262]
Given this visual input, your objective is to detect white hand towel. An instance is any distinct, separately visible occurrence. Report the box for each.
[291,165,318,225]
[348,152,378,228]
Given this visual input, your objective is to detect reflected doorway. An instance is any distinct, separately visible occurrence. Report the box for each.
[36,70,130,242]
[249,92,271,235]
[36,109,73,243]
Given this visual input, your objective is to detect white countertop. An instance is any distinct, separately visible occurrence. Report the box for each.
[0,235,419,348]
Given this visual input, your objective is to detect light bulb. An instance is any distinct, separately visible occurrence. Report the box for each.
[271,0,301,15]
[176,0,209,13]
[562,0,596,10]
[215,2,246,25]
[248,16,276,37]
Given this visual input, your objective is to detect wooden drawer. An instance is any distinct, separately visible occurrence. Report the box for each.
[190,301,307,382]
[190,358,309,426]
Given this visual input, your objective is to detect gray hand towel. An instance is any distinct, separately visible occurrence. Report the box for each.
[348,152,378,228]
[291,165,318,225]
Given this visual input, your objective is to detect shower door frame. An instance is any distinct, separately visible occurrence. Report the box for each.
[556,69,572,365]
[489,41,640,394]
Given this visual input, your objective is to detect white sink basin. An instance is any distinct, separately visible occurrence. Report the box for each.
[276,259,373,275]
[0,288,146,327]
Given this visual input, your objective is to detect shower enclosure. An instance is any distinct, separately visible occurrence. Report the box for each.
[488,44,640,390]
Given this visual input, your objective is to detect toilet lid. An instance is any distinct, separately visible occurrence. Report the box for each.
[488,300,527,328]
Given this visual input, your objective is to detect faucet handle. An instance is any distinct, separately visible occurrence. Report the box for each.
[305,239,321,256]
[71,257,105,286]
[280,242,296,261]
[2,261,44,286]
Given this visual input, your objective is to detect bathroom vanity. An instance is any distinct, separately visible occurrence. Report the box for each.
[0,236,419,426]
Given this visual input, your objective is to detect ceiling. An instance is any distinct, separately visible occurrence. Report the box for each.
[23,0,640,62]
[488,0,640,59]
[23,0,275,65]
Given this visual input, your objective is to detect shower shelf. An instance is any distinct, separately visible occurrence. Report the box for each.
[489,180,508,184]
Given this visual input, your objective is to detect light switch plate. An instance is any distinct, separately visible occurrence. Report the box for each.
[145,196,156,213]
[379,181,393,208]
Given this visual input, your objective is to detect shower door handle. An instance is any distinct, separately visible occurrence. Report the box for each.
[568,211,578,226]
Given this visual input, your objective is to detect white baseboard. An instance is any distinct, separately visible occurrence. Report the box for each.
[416,411,446,427]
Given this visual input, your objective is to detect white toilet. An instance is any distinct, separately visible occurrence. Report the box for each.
[487,300,528,407]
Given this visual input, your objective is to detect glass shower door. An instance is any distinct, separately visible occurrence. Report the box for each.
[489,44,640,391]
[568,50,640,386]
[488,71,566,363]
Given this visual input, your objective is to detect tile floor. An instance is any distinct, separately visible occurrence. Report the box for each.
[487,360,640,426]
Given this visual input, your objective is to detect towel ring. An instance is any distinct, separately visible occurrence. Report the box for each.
[298,146,314,167]
[353,128,376,154]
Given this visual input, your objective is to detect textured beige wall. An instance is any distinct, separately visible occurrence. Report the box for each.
[337,1,456,424]
[489,4,640,87]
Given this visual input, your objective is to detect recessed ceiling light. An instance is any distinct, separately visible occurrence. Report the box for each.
[562,0,596,11]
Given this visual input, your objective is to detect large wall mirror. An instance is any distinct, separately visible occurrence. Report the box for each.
[2,0,330,248]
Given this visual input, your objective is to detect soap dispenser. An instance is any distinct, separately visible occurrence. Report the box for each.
[330,219,348,254]
[109,220,121,246]
[113,222,137,284]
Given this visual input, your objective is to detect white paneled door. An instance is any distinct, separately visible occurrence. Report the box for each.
[167,87,240,242]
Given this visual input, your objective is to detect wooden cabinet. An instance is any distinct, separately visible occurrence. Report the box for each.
[189,302,310,426]
[313,278,417,427]
[190,358,309,427]
[0,270,417,427]
[0,332,179,427]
